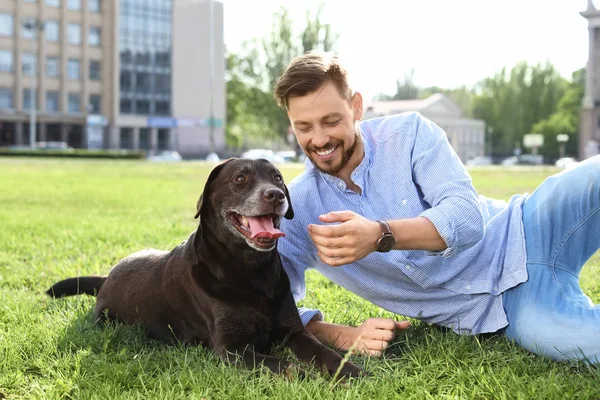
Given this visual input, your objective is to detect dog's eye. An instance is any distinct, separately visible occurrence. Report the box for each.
[235,175,246,183]
[274,175,283,184]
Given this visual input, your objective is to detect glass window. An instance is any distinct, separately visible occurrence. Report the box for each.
[67,93,80,112]
[0,14,14,37]
[44,20,59,41]
[22,18,37,39]
[88,26,101,46]
[46,56,59,77]
[89,94,101,113]
[45,0,60,7]
[67,58,80,79]
[0,50,13,72]
[67,23,81,44]
[89,60,101,80]
[67,0,81,10]
[155,101,170,116]
[120,98,132,114]
[0,88,13,109]
[89,0,101,13]
[22,53,37,76]
[23,89,37,110]
[46,91,59,112]
[136,100,150,114]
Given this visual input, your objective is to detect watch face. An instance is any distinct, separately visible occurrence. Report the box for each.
[377,235,395,252]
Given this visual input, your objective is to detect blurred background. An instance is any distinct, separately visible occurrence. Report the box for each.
[0,0,599,168]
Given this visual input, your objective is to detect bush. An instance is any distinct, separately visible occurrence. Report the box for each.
[0,148,146,159]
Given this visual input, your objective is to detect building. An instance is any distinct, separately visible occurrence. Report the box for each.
[579,0,600,160]
[0,0,225,157]
[363,94,486,163]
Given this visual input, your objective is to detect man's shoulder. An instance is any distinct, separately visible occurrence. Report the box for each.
[360,111,424,141]
[287,168,318,197]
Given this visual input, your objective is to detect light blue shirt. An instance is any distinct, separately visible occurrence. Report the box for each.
[278,112,529,335]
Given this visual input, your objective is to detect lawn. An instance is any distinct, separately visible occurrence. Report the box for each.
[1,158,599,399]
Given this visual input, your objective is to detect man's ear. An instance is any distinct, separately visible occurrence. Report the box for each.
[194,158,235,219]
[283,184,294,220]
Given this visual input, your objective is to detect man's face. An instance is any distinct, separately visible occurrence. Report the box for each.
[287,82,363,176]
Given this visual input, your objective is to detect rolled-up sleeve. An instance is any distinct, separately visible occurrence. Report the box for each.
[411,114,484,257]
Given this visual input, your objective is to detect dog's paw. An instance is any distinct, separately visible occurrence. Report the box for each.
[336,361,367,379]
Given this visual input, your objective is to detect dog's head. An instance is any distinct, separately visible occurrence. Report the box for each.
[195,158,294,252]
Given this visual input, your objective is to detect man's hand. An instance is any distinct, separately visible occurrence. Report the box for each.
[308,318,411,357]
[308,211,381,266]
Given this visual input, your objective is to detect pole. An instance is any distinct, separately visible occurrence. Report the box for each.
[29,23,37,149]
[208,0,215,154]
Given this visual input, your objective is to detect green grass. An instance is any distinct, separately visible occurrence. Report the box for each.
[1,158,599,399]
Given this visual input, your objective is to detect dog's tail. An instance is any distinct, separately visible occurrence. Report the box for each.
[46,276,107,298]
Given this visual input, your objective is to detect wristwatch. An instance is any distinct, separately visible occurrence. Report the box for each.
[375,220,395,252]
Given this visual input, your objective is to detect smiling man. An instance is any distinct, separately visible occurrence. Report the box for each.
[274,51,600,363]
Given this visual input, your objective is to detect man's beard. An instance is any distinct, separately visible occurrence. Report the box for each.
[305,129,361,175]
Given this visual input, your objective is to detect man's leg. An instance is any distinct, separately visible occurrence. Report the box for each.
[502,155,600,363]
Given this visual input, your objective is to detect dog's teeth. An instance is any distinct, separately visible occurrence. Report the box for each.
[241,216,249,227]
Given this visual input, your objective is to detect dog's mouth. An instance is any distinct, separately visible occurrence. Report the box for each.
[228,212,284,250]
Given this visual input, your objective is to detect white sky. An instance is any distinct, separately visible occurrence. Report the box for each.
[222,0,591,100]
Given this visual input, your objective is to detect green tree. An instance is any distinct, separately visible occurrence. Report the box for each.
[532,68,585,158]
[225,4,338,150]
[473,61,568,156]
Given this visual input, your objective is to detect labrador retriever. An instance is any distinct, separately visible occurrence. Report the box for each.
[46,158,362,378]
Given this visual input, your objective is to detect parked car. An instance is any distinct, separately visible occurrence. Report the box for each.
[240,149,285,164]
[466,156,492,166]
[555,157,579,169]
[147,151,182,162]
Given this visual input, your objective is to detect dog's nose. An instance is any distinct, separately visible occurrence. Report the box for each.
[263,188,285,204]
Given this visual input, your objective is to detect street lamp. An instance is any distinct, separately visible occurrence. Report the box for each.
[22,19,45,150]
[556,134,569,159]
[208,0,215,154]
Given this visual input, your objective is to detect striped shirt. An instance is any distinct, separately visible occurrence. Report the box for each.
[278,112,529,335]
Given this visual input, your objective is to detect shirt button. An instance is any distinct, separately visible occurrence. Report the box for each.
[465,285,471,290]
[405,264,412,271]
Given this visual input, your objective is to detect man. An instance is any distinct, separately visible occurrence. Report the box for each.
[275,51,600,362]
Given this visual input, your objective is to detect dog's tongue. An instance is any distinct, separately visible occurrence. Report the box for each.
[246,216,285,240]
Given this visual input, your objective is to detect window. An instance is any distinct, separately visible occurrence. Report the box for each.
[0,88,13,109]
[136,100,150,114]
[120,71,132,90]
[155,74,170,93]
[22,53,37,76]
[0,50,13,72]
[45,0,60,7]
[44,20,59,41]
[155,101,170,116]
[88,26,101,46]
[89,0,101,13]
[22,18,37,39]
[23,89,37,110]
[89,94,101,113]
[120,98,132,114]
[46,91,59,112]
[67,23,81,44]
[46,56,59,77]
[67,93,80,112]
[89,60,101,80]
[136,72,152,93]
[67,0,81,10]
[67,58,80,79]
[0,14,14,37]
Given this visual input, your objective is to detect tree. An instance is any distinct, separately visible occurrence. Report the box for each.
[225,4,338,150]
[472,61,568,156]
[532,68,585,158]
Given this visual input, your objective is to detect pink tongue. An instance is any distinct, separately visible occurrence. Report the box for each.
[246,216,285,239]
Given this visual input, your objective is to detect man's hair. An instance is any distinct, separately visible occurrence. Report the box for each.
[274,51,353,109]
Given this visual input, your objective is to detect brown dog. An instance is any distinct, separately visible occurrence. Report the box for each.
[47,158,362,378]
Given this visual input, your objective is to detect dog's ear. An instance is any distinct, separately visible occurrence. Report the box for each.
[283,184,294,220]
[194,158,235,219]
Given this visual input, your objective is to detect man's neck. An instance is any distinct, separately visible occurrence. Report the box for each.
[332,139,365,193]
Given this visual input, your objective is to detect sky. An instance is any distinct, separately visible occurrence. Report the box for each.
[221,0,591,100]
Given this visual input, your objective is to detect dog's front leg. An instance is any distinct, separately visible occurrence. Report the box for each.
[214,344,305,377]
[285,330,364,379]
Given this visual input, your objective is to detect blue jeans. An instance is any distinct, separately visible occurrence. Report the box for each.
[502,155,600,363]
